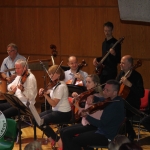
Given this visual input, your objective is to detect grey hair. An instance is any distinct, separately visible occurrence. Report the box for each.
[7,43,18,51]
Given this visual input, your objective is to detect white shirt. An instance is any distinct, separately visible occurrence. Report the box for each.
[7,69,37,106]
[50,81,71,112]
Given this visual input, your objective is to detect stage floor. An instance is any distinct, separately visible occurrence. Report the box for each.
[12,102,150,150]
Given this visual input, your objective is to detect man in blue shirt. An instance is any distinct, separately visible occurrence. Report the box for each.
[60,80,125,150]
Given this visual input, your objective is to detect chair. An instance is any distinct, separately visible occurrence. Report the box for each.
[41,105,76,149]
[88,118,127,150]
[140,89,150,114]
[124,101,147,141]
[0,118,17,150]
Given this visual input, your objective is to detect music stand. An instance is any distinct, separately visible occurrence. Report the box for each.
[67,84,87,97]
[28,59,50,112]
[2,93,36,150]
[60,66,70,71]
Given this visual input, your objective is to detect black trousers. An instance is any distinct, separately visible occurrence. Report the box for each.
[141,115,150,132]
[60,123,108,150]
[0,102,18,118]
[99,71,117,87]
[39,109,71,141]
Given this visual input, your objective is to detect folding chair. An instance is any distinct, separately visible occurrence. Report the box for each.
[140,89,150,114]
[124,100,148,141]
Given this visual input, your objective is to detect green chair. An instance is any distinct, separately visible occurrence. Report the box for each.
[0,118,17,150]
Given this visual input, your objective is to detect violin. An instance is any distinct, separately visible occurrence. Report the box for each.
[75,97,112,121]
[118,59,142,99]
[66,60,87,86]
[39,79,60,97]
[39,61,63,97]
[21,70,30,85]
[73,87,96,104]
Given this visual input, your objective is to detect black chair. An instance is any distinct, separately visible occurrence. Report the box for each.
[88,118,127,150]
[124,100,148,141]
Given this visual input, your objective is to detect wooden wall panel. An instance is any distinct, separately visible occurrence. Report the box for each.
[0,0,150,99]
[0,0,59,6]
[60,0,118,6]
[60,7,122,58]
[0,7,60,56]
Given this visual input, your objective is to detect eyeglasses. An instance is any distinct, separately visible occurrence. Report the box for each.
[7,50,15,53]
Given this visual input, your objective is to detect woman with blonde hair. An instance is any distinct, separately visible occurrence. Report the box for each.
[58,74,103,150]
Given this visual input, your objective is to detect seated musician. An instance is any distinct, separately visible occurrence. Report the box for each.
[60,80,125,150]
[38,65,72,147]
[0,43,26,104]
[116,55,144,142]
[57,74,103,149]
[64,56,88,86]
[0,59,37,118]
[0,43,26,84]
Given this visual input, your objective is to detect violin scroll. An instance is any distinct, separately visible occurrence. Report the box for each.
[50,44,58,57]
[21,70,30,85]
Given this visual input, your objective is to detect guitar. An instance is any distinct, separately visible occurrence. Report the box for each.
[95,37,125,75]
[118,59,142,99]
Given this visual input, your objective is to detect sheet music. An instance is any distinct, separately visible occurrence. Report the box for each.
[28,103,44,126]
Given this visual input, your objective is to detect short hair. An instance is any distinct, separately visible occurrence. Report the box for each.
[108,135,130,150]
[126,56,133,65]
[15,59,26,67]
[68,56,78,62]
[48,65,65,80]
[104,22,114,30]
[24,141,42,150]
[119,142,143,150]
[7,43,18,50]
[106,80,120,91]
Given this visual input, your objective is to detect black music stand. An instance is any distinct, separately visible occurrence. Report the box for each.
[67,84,86,97]
[2,93,36,150]
[67,85,87,108]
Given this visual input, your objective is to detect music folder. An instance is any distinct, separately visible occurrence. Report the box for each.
[28,102,44,126]
[1,92,44,127]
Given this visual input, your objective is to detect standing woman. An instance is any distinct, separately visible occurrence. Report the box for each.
[38,65,72,146]
[58,74,103,150]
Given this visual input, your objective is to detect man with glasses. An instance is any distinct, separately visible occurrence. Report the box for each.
[0,43,26,83]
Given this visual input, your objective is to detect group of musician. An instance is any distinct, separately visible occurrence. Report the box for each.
[0,21,149,150]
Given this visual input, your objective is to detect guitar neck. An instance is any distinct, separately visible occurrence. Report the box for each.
[100,51,111,64]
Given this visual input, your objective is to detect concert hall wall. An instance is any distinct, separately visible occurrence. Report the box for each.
[0,0,150,102]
